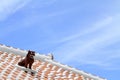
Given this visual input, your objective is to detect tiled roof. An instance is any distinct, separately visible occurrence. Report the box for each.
[0,44,106,80]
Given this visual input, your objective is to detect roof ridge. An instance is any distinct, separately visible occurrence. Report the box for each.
[44,59,106,80]
[0,44,51,59]
[0,44,106,80]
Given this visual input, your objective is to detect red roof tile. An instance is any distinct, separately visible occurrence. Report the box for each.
[0,44,106,80]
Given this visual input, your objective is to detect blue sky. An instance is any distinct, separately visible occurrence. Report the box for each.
[0,0,120,80]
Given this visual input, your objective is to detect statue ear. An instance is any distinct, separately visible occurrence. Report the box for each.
[28,50,30,54]
[27,50,31,57]
[33,51,35,56]
[28,50,31,53]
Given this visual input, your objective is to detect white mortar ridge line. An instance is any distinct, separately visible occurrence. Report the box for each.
[15,65,37,74]
[0,54,19,79]
[57,68,62,73]
[63,70,68,75]
[0,44,51,59]
[81,75,85,80]
[74,76,79,79]
[47,63,51,67]
[41,72,45,78]
[0,52,6,60]
[36,65,44,71]
[87,78,90,80]
[51,66,57,70]
[16,71,23,80]
[41,62,45,65]
[0,62,12,77]
[1,55,16,77]
[43,68,49,72]
[24,73,32,80]
[0,44,106,80]
[44,59,106,80]
[0,53,10,66]
[7,68,17,79]
[0,44,27,52]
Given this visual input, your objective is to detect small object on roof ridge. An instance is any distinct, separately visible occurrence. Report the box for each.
[47,53,54,60]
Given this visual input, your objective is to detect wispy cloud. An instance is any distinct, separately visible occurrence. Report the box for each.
[1,0,120,72]
[0,0,31,21]
[53,15,120,70]
[56,16,113,43]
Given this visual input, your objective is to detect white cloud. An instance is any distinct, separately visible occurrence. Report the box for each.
[0,0,31,21]
[56,16,113,43]
[53,15,120,70]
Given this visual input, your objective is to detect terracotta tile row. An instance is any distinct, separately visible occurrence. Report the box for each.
[0,51,87,80]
